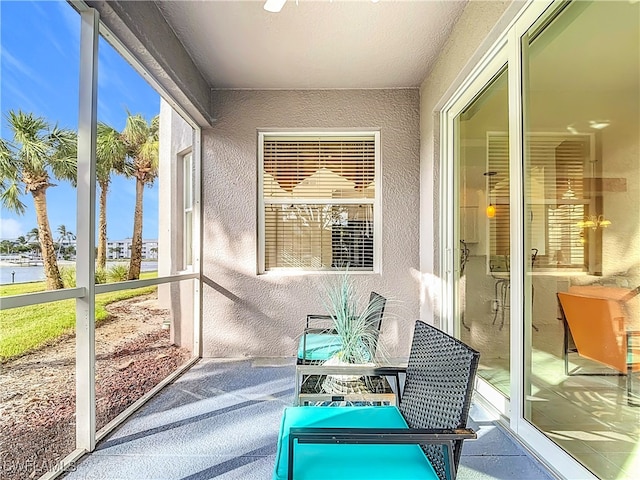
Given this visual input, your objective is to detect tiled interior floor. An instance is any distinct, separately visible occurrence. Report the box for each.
[479,351,640,480]
[64,358,556,480]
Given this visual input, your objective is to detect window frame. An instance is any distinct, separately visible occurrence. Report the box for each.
[180,149,194,270]
[257,130,381,274]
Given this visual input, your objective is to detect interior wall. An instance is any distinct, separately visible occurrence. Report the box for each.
[201,89,420,358]
[527,90,640,283]
[419,0,518,325]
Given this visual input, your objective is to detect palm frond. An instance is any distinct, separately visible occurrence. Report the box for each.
[150,115,159,139]
[0,181,27,214]
[47,126,77,185]
[0,138,19,181]
[120,113,159,182]
[50,154,78,185]
[49,126,77,156]
[96,122,127,181]
[122,113,150,152]
[8,110,49,172]
[138,140,159,170]
[8,110,48,143]
[120,160,136,177]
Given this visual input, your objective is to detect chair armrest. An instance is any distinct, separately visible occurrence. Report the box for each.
[303,327,338,335]
[622,285,640,303]
[291,426,476,444]
[306,314,334,328]
[373,366,407,376]
[296,364,397,377]
[288,427,476,480]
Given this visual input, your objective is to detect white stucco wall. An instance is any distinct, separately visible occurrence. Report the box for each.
[202,89,420,359]
[158,98,195,349]
[419,0,519,325]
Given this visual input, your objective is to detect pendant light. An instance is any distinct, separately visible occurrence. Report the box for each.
[484,171,497,219]
[486,203,496,218]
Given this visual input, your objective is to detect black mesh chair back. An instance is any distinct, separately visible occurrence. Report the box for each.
[362,291,387,356]
[399,321,480,480]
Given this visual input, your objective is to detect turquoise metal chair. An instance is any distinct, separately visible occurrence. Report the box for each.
[297,291,386,364]
[276,320,480,480]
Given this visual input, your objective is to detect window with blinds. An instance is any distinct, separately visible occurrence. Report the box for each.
[259,133,378,272]
[487,133,591,270]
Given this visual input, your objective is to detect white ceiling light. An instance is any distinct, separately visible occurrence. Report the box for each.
[265,0,379,13]
[264,0,287,13]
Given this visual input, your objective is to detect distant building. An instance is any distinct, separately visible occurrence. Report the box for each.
[106,239,158,260]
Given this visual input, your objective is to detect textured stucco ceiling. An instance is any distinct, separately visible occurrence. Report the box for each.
[155,0,468,89]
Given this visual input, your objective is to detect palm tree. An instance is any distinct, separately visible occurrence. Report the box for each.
[0,239,13,255]
[56,224,76,260]
[95,122,128,270]
[26,227,40,258]
[14,235,28,254]
[0,111,76,290]
[121,113,159,280]
[26,227,38,243]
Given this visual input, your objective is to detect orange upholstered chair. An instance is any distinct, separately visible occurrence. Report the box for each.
[557,291,640,406]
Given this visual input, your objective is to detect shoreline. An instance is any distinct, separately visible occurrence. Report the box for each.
[0,260,158,268]
[0,260,158,285]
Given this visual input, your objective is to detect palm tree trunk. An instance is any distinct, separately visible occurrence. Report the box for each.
[128,177,144,280]
[97,181,108,270]
[32,189,63,290]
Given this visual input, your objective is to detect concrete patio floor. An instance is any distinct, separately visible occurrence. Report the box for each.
[64,358,558,480]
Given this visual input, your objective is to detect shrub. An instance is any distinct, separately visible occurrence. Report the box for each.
[60,266,108,286]
[108,264,129,282]
[60,266,76,288]
[95,267,107,284]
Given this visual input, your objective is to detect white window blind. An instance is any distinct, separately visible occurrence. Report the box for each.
[260,134,377,271]
[488,133,589,269]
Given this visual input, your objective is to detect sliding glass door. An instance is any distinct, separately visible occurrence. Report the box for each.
[522,2,640,478]
[454,69,511,398]
[445,0,639,477]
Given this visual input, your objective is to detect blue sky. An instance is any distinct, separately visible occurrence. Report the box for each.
[0,0,160,242]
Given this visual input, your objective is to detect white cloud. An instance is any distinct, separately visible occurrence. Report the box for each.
[0,46,33,77]
[52,1,81,42]
[3,79,40,114]
[0,218,25,240]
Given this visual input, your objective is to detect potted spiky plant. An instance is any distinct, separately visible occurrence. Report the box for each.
[321,273,386,394]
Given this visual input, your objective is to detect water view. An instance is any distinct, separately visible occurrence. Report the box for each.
[0,261,158,285]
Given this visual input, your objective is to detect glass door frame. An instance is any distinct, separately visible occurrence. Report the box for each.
[441,46,511,415]
[440,1,596,478]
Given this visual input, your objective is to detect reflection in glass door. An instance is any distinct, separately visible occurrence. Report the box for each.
[523,1,640,478]
[455,69,510,397]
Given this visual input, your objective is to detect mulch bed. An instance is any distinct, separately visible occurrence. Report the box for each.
[0,295,191,480]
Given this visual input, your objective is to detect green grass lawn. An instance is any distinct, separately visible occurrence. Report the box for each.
[1,272,158,361]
